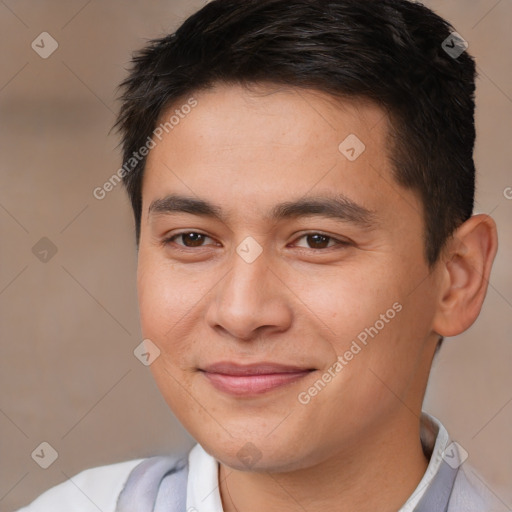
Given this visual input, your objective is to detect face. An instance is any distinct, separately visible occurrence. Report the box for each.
[137,83,442,472]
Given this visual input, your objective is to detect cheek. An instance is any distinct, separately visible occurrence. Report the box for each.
[137,258,203,416]
[138,263,176,336]
[137,256,201,359]
[307,262,421,385]
[295,262,399,346]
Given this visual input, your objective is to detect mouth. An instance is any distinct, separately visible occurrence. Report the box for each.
[199,362,316,396]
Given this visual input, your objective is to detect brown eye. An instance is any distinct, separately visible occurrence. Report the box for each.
[305,234,331,249]
[166,232,215,248]
[294,233,349,250]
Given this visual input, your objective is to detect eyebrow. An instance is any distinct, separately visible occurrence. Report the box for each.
[148,193,378,228]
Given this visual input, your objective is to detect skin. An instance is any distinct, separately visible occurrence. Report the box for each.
[136,83,498,512]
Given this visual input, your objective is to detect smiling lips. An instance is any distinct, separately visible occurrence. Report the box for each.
[201,362,315,396]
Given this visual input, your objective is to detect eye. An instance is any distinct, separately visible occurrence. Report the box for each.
[161,231,350,251]
[163,231,217,248]
[292,233,351,250]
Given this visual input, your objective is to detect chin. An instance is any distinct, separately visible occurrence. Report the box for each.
[197,431,325,474]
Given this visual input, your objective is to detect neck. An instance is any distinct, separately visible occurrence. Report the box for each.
[219,413,429,512]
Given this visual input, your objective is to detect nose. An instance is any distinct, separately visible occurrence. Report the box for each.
[204,249,293,342]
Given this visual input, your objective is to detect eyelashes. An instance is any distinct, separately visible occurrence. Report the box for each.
[161,231,352,252]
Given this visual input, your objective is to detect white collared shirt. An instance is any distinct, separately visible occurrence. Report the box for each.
[18,411,504,512]
[186,412,450,512]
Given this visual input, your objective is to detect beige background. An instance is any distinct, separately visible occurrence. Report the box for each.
[1,1,511,510]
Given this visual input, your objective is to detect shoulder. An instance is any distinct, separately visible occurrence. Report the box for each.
[16,458,145,512]
[449,464,509,512]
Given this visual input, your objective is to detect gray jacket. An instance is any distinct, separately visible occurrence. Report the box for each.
[17,439,507,512]
[114,453,506,512]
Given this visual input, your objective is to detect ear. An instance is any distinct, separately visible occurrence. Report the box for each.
[432,214,498,337]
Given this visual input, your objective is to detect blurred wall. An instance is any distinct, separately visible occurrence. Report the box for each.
[1,1,511,510]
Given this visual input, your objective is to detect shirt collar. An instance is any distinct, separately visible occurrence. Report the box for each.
[186,411,452,512]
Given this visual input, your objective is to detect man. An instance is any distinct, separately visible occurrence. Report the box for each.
[18,0,502,510]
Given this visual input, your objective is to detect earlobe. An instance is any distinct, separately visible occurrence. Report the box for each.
[432,214,498,337]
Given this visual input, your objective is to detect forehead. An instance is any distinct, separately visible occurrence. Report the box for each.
[142,83,420,230]
[151,83,389,159]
